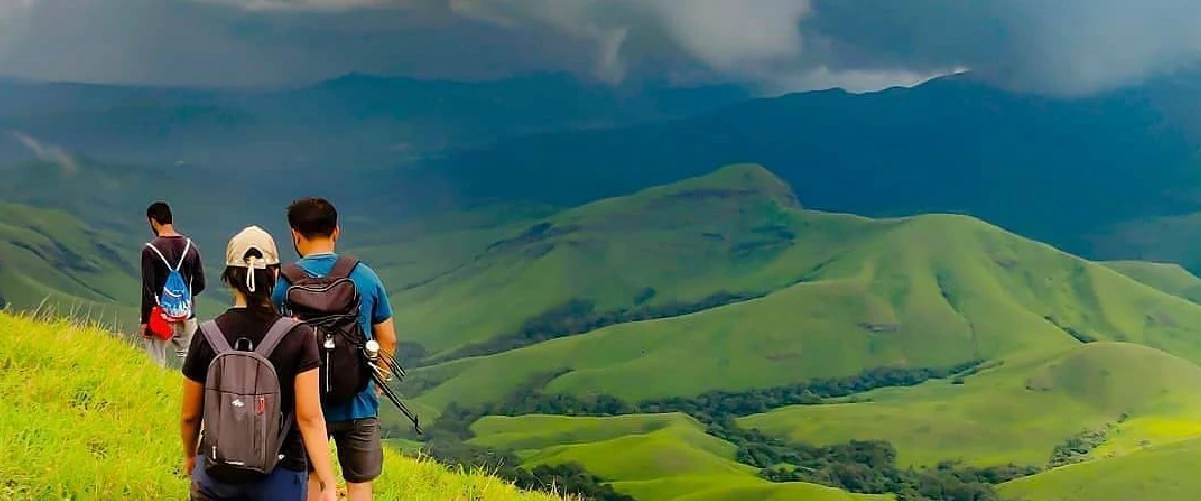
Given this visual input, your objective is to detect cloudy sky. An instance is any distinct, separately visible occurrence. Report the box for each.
[1,0,1199,96]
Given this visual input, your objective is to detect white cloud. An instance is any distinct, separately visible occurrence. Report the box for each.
[10,130,79,174]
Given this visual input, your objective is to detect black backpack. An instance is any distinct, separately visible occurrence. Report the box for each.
[281,255,371,406]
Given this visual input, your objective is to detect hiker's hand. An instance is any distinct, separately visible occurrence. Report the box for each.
[139,324,150,339]
[319,484,338,501]
[183,456,196,477]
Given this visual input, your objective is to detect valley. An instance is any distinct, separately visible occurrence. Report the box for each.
[6,71,1201,501]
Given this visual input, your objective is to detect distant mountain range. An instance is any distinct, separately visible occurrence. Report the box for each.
[9,67,1201,265]
[0,72,750,170]
[427,71,1201,269]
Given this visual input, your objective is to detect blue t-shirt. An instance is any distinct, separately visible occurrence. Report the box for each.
[272,252,393,422]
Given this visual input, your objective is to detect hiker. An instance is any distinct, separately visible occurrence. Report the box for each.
[272,197,397,501]
[141,201,206,368]
[179,225,339,501]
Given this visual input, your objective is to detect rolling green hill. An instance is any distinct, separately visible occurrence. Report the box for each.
[0,310,571,501]
[1103,260,1201,304]
[404,165,1201,417]
[739,342,1201,468]
[0,202,150,327]
[391,163,858,358]
[467,414,889,501]
[372,164,1201,501]
[997,436,1201,501]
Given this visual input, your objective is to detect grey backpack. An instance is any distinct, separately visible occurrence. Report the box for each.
[198,317,300,478]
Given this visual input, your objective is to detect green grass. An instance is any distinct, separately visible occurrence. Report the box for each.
[739,342,1201,468]
[997,437,1201,501]
[467,413,885,501]
[0,311,571,501]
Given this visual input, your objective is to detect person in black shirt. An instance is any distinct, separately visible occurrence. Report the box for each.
[179,225,338,501]
[141,201,206,367]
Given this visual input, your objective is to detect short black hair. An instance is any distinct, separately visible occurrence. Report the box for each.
[287,197,338,238]
[146,202,172,225]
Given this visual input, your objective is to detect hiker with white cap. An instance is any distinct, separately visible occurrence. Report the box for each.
[179,225,338,501]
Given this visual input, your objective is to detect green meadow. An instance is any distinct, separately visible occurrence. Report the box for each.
[0,311,572,501]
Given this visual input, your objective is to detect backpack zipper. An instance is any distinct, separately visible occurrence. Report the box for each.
[287,278,358,295]
[323,336,334,394]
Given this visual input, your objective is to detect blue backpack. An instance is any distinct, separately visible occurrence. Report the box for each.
[145,238,193,322]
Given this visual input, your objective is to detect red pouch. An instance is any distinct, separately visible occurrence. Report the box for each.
[148,305,173,340]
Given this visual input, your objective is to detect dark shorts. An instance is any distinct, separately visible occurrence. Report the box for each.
[308,417,383,484]
[190,456,307,501]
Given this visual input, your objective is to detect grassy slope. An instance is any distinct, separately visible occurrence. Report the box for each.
[997,437,1201,501]
[468,414,888,501]
[390,163,870,356]
[0,311,569,501]
[410,201,1201,416]
[739,342,1201,468]
[1103,260,1201,304]
[356,202,560,293]
[0,203,141,327]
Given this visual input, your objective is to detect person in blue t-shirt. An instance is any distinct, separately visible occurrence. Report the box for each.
[272,197,397,501]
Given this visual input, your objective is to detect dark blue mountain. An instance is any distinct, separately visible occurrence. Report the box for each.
[0,72,750,168]
[430,71,1201,259]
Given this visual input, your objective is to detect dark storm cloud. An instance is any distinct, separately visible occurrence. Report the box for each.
[0,0,593,86]
[2,0,1200,95]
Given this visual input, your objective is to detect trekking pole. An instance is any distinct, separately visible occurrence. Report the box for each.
[365,340,422,434]
[376,374,423,435]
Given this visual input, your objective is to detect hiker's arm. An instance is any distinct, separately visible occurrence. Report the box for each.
[190,245,206,296]
[179,378,204,466]
[370,272,396,364]
[295,368,337,490]
[139,247,156,326]
[373,318,396,368]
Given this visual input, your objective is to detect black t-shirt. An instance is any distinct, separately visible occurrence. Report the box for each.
[182,307,321,474]
[141,235,206,324]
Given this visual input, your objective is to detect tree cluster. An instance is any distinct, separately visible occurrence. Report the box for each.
[1048,426,1110,467]
[413,362,1041,501]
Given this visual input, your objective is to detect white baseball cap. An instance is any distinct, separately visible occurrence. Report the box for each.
[225,226,280,292]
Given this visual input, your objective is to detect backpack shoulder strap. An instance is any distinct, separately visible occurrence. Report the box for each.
[329,255,360,279]
[280,263,309,284]
[199,320,232,355]
[144,242,172,268]
[254,317,302,358]
[175,238,192,271]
